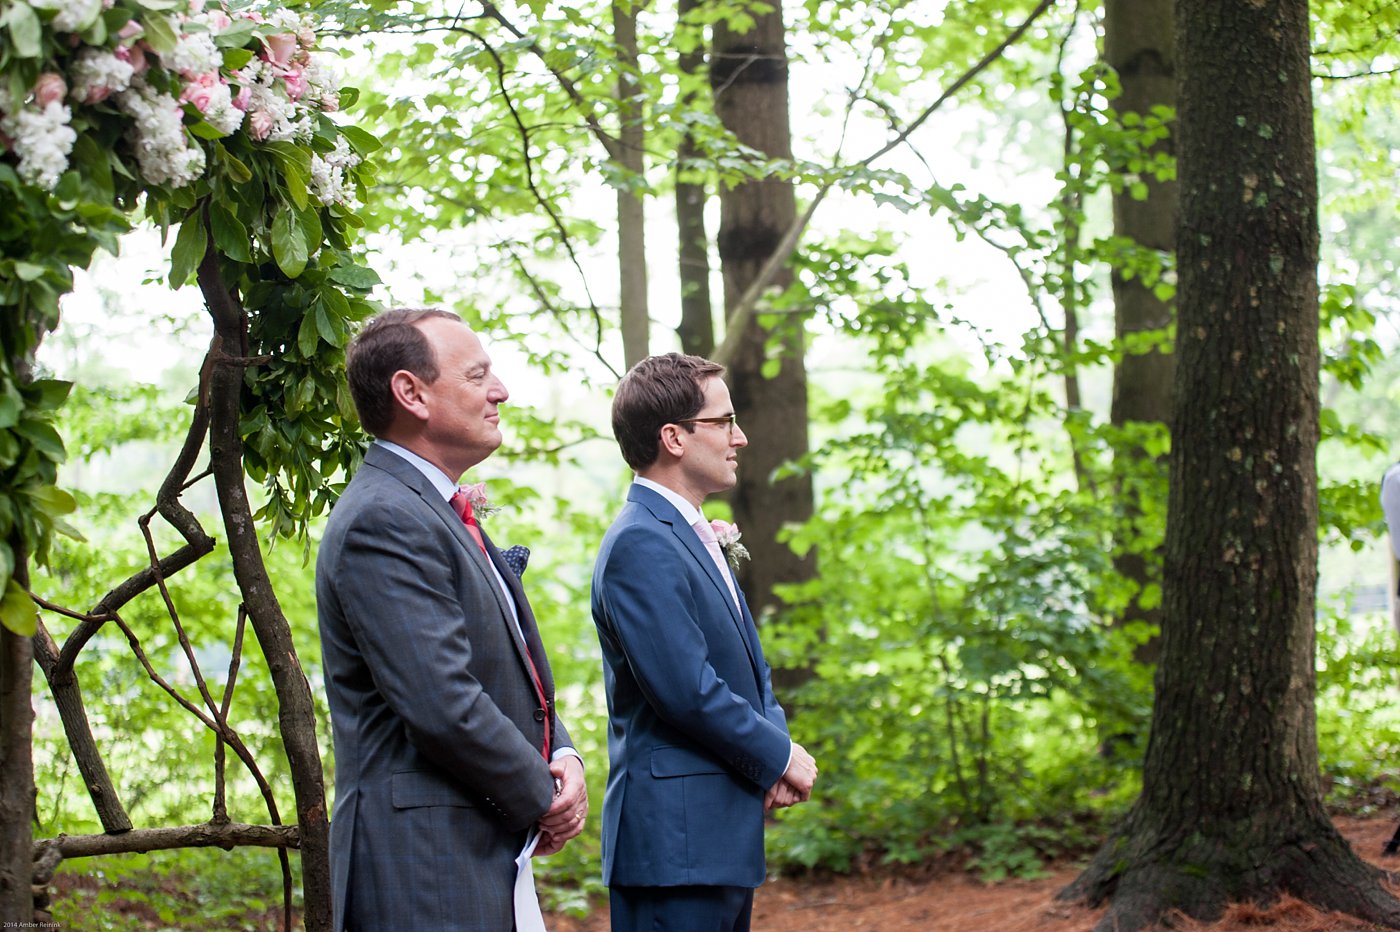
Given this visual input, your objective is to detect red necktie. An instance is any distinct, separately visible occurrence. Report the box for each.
[450,489,552,760]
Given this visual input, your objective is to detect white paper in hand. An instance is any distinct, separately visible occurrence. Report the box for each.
[514,829,547,932]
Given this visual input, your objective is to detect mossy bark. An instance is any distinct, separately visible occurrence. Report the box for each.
[1061,0,1400,927]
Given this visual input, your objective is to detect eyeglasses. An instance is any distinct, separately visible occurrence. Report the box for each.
[676,415,738,436]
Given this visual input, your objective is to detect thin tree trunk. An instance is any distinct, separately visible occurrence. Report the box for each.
[1106,0,1177,665]
[712,0,815,678]
[675,0,714,357]
[198,245,332,932]
[615,0,649,368]
[1060,0,1400,926]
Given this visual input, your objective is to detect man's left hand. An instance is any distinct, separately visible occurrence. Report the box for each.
[535,755,587,857]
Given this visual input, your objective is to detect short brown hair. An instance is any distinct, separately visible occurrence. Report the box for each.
[346,308,462,436]
[611,353,725,471]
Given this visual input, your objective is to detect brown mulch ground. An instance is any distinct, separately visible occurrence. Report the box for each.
[548,815,1400,931]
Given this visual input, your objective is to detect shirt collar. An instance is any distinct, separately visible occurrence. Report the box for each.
[376,439,458,501]
[633,476,704,528]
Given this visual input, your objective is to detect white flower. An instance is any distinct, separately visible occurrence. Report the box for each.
[310,136,360,206]
[69,48,135,104]
[116,83,206,188]
[50,0,103,33]
[1,99,77,190]
[160,31,220,78]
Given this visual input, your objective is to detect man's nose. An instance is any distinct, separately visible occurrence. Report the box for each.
[731,423,747,447]
[490,376,509,403]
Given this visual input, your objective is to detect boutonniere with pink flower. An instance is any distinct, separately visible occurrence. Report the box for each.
[459,481,501,520]
[710,519,749,570]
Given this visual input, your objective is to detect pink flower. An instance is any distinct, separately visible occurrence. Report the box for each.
[180,73,220,112]
[114,42,149,77]
[34,73,67,108]
[461,482,489,510]
[116,21,142,39]
[248,109,274,140]
[320,90,340,112]
[280,68,308,101]
[238,10,264,22]
[206,10,231,29]
[187,0,204,11]
[262,33,297,69]
[708,520,749,568]
[231,84,251,111]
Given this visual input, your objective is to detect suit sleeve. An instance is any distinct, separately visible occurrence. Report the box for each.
[326,497,555,830]
[598,527,791,788]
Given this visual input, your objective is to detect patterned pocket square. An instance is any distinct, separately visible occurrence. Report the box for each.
[500,545,530,579]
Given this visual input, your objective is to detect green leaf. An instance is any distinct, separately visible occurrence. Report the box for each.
[214,20,258,49]
[23,484,77,517]
[297,310,320,357]
[25,380,71,412]
[0,580,34,637]
[209,203,252,263]
[169,212,206,287]
[141,13,178,54]
[328,264,381,289]
[272,209,309,278]
[14,418,65,462]
[337,125,382,155]
[6,3,43,58]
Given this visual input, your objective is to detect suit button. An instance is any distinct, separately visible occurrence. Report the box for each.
[534,709,546,721]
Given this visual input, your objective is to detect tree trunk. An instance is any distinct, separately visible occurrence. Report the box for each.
[1105,0,1177,665]
[675,0,714,358]
[198,248,333,932]
[1060,0,1400,927]
[711,1,815,665]
[0,619,34,921]
[615,0,650,368]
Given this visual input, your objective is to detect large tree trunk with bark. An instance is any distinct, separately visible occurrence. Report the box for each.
[1060,1,1400,928]
[1105,0,1177,665]
[614,0,650,368]
[711,1,815,654]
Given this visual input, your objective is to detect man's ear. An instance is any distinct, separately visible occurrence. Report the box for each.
[389,369,430,423]
[658,422,687,459]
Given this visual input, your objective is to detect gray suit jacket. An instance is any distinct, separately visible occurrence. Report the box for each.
[316,444,571,930]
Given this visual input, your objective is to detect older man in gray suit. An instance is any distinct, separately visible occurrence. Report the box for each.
[316,308,587,930]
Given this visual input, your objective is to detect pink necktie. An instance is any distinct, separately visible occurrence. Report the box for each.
[692,518,740,611]
[450,488,552,760]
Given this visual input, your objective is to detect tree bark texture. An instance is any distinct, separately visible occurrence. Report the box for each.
[36,822,299,860]
[711,1,816,648]
[1105,0,1177,664]
[675,0,714,358]
[1061,0,1400,927]
[614,0,650,368]
[0,622,34,921]
[199,248,332,932]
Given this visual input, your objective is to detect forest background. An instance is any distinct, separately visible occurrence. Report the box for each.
[6,0,1400,928]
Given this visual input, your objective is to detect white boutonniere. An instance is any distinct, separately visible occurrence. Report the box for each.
[460,481,502,520]
[710,519,749,571]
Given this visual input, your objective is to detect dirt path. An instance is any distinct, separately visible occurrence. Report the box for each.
[550,814,1400,931]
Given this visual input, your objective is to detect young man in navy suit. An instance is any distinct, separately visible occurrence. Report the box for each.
[592,352,818,931]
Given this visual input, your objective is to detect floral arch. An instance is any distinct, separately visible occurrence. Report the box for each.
[0,0,378,927]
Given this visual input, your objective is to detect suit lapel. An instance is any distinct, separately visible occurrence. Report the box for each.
[365,446,543,691]
[630,485,763,680]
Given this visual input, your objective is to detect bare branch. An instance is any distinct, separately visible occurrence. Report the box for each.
[713,0,1058,367]
[36,823,300,860]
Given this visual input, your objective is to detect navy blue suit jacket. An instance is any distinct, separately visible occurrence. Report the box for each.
[591,484,791,888]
